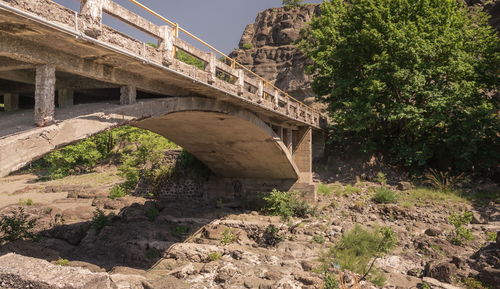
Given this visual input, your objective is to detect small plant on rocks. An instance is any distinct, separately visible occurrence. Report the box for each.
[172,225,190,237]
[318,183,334,196]
[220,228,238,245]
[448,211,474,245]
[54,258,69,266]
[0,207,39,243]
[263,189,311,220]
[91,208,112,233]
[323,273,340,289]
[18,198,35,206]
[313,234,326,244]
[207,252,223,262]
[372,187,398,204]
[375,172,387,185]
[108,185,127,199]
[145,207,160,222]
[263,224,283,246]
[145,247,161,259]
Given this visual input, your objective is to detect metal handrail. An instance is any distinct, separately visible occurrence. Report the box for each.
[127,0,318,113]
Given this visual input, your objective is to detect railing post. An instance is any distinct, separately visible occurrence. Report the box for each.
[274,90,279,109]
[80,0,104,38]
[206,52,217,84]
[257,80,264,103]
[237,69,245,96]
[159,25,175,66]
[286,99,291,115]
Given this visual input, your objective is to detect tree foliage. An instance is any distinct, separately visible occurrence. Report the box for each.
[300,0,499,174]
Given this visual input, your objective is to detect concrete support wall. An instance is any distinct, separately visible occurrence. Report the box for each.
[292,127,313,183]
[120,85,136,105]
[4,93,19,111]
[58,89,74,108]
[34,65,56,127]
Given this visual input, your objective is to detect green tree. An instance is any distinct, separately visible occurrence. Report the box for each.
[300,0,499,174]
[282,0,304,8]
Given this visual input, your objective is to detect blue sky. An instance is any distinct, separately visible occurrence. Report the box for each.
[55,0,323,54]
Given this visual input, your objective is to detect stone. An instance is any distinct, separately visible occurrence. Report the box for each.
[427,262,457,284]
[422,277,462,289]
[46,222,91,245]
[471,211,486,224]
[425,228,442,237]
[397,181,413,191]
[0,253,114,289]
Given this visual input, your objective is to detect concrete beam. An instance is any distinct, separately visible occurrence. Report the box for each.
[35,65,56,127]
[4,93,19,111]
[0,33,188,97]
[58,88,74,108]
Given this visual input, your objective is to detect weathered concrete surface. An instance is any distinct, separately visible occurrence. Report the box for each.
[34,65,55,127]
[0,253,115,289]
[0,97,299,180]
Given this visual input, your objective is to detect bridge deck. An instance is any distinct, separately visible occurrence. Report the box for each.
[0,0,325,131]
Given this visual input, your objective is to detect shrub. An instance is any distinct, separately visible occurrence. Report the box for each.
[312,234,326,244]
[145,247,161,259]
[372,187,398,204]
[325,225,396,286]
[448,211,474,245]
[375,172,387,185]
[299,0,499,174]
[263,189,311,220]
[263,224,283,246]
[54,258,69,266]
[424,169,464,193]
[172,225,190,237]
[91,208,112,233]
[463,277,490,289]
[145,207,160,222]
[0,207,39,243]
[242,43,253,50]
[176,49,206,70]
[18,198,34,206]
[207,252,223,262]
[323,273,340,289]
[486,231,497,242]
[108,185,127,199]
[220,228,238,245]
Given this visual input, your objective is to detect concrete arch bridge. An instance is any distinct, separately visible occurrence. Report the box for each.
[0,0,326,198]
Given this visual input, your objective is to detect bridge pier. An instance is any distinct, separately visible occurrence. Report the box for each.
[57,89,74,108]
[3,93,19,111]
[34,65,56,127]
[292,127,313,184]
[120,85,137,105]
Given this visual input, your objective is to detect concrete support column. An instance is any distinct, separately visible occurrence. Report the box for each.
[4,93,19,111]
[286,128,293,152]
[257,80,263,103]
[120,85,136,105]
[159,25,175,66]
[35,65,56,127]
[292,127,313,183]
[206,52,217,84]
[80,0,104,38]
[237,69,245,96]
[58,89,74,108]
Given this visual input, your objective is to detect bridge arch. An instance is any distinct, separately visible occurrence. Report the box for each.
[132,97,299,179]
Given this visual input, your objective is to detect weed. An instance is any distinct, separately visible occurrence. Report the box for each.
[323,273,340,289]
[242,43,253,50]
[313,234,326,244]
[146,247,161,259]
[172,225,190,237]
[220,228,238,245]
[176,49,206,70]
[145,207,160,222]
[463,277,490,289]
[0,207,39,243]
[375,172,387,185]
[207,252,223,262]
[418,282,432,289]
[49,213,65,228]
[263,189,311,220]
[424,169,464,193]
[91,208,112,233]
[402,188,466,205]
[486,231,497,242]
[372,187,398,204]
[448,211,474,245]
[336,185,361,196]
[108,185,127,199]
[43,207,53,214]
[329,200,338,209]
[263,224,283,246]
[54,258,69,266]
[18,198,34,206]
[318,183,334,196]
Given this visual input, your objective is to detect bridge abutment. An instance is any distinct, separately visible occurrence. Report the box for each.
[34,65,56,127]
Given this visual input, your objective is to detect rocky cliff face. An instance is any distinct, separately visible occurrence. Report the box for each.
[230,1,499,103]
[230,5,320,103]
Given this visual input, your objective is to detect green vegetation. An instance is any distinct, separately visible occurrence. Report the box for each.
[402,188,466,205]
[372,187,398,204]
[463,277,491,289]
[146,42,158,48]
[0,207,39,243]
[448,211,474,245]
[145,207,160,222]
[486,231,497,242]
[108,186,127,199]
[91,208,113,233]
[319,225,396,286]
[145,247,161,259]
[175,49,206,70]
[323,274,340,289]
[263,224,283,246]
[375,172,387,185]
[207,252,223,262]
[18,198,35,206]
[241,43,253,50]
[54,258,69,266]
[317,183,334,196]
[263,189,311,220]
[282,0,304,8]
[220,228,238,245]
[312,234,326,244]
[172,225,190,237]
[424,169,464,193]
[300,0,499,175]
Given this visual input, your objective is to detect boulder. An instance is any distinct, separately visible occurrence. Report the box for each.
[426,262,457,284]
